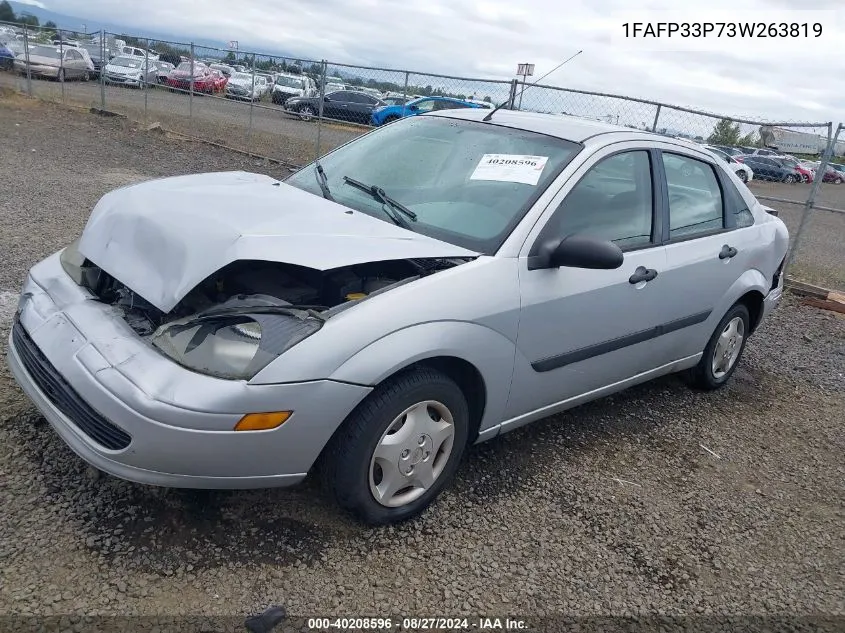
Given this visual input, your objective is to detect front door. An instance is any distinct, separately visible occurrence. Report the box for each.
[507,148,668,420]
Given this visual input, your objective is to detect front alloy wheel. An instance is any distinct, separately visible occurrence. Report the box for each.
[298,105,315,121]
[322,366,469,524]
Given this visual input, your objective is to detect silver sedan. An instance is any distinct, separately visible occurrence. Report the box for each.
[8,110,789,524]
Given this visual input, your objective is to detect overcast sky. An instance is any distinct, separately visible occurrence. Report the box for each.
[21,0,845,132]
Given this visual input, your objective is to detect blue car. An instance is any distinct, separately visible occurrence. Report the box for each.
[370,96,485,126]
[0,43,14,71]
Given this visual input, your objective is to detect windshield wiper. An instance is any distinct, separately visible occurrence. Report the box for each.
[342,176,417,227]
[314,161,334,201]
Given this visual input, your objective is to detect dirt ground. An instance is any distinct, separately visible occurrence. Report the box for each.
[0,94,843,625]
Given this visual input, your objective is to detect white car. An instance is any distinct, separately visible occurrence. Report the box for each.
[703,145,754,183]
[103,56,158,87]
[225,72,268,101]
[271,73,318,105]
[324,82,345,93]
[120,45,159,62]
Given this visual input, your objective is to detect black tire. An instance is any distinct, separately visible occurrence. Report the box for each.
[737,170,748,183]
[784,174,796,184]
[321,366,470,525]
[800,174,809,183]
[686,303,750,391]
[298,105,315,121]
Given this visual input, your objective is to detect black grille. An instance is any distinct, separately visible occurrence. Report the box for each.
[12,319,132,451]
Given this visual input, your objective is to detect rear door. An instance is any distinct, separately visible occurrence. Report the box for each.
[650,149,762,362]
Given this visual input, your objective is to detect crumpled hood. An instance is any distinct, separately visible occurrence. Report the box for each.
[77,171,478,313]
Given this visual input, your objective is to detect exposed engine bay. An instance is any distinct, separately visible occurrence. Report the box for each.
[78,257,473,337]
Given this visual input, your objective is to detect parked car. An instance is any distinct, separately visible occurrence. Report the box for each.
[285,89,385,124]
[740,156,801,183]
[271,73,318,105]
[820,164,844,184]
[703,145,754,183]
[209,63,234,78]
[152,60,175,84]
[12,45,90,81]
[166,62,216,93]
[7,110,789,524]
[257,72,275,89]
[104,55,158,87]
[370,96,484,126]
[324,81,345,94]
[0,43,14,70]
[779,157,814,183]
[120,45,159,61]
[381,95,411,107]
[79,43,111,77]
[225,72,269,101]
[709,145,747,159]
[209,68,229,93]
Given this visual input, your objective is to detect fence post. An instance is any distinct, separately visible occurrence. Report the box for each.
[402,71,409,117]
[651,104,661,132]
[23,28,32,97]
[314,60,327,161]
[507,79,518,109]
[248,55,255,147]
[99,30,105,110]
[189,42,195,139]
[59,39,65,102]
[783,122,842,278]
[143,42,149,124]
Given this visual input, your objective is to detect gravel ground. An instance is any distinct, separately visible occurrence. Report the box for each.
[748,180,845,291]
[0,94,843,625]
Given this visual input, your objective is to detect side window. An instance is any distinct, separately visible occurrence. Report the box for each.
[414,99,437,113]
[533,150,654,252]
[662,153,724,239]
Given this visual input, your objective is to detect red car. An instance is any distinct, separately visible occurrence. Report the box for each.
[165,62,217,93]
[209,68,228,93]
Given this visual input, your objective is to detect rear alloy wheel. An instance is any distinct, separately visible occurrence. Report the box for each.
[322,366,469,524]
[686,303,750,390]
[800,174,809,183]
[298,105,315,121]
[784,174,796,184]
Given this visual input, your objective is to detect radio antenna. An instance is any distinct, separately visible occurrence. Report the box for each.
[483,50,583,122]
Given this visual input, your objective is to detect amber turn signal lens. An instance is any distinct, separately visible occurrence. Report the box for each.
[234,411,292,431]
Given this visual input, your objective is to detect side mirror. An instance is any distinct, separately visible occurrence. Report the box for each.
[323,95,331,101]
[408,104,418,111]
[528,235,624,271]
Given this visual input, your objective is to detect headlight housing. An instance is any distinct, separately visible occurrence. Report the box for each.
[60,238,85,284]
[151,296,322,380]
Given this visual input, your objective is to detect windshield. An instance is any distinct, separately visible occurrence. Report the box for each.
[286,116,581,253]
[276,76,304,88]
[111,57,142,68]
[30,45,61,59]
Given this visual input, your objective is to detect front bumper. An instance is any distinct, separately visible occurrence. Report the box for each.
[7,253,372,489]
[105,74,141,85]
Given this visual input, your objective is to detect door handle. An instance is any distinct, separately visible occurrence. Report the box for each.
[629,266,658,284]
[719,244,738,259]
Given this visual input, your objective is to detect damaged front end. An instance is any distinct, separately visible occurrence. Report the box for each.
[60,240,472,380]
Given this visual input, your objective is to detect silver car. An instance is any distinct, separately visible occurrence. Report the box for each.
[7,110,789,524]
[13,44,90,81]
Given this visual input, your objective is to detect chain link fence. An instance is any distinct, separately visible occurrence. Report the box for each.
[1,19,843,291]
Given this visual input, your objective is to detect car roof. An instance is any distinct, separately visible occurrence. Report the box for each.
[427,108,689,146]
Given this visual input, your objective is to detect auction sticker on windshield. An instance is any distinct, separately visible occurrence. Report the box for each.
[470,154,549,186]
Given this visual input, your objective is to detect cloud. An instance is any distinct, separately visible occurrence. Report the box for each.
[46,0,845,129]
